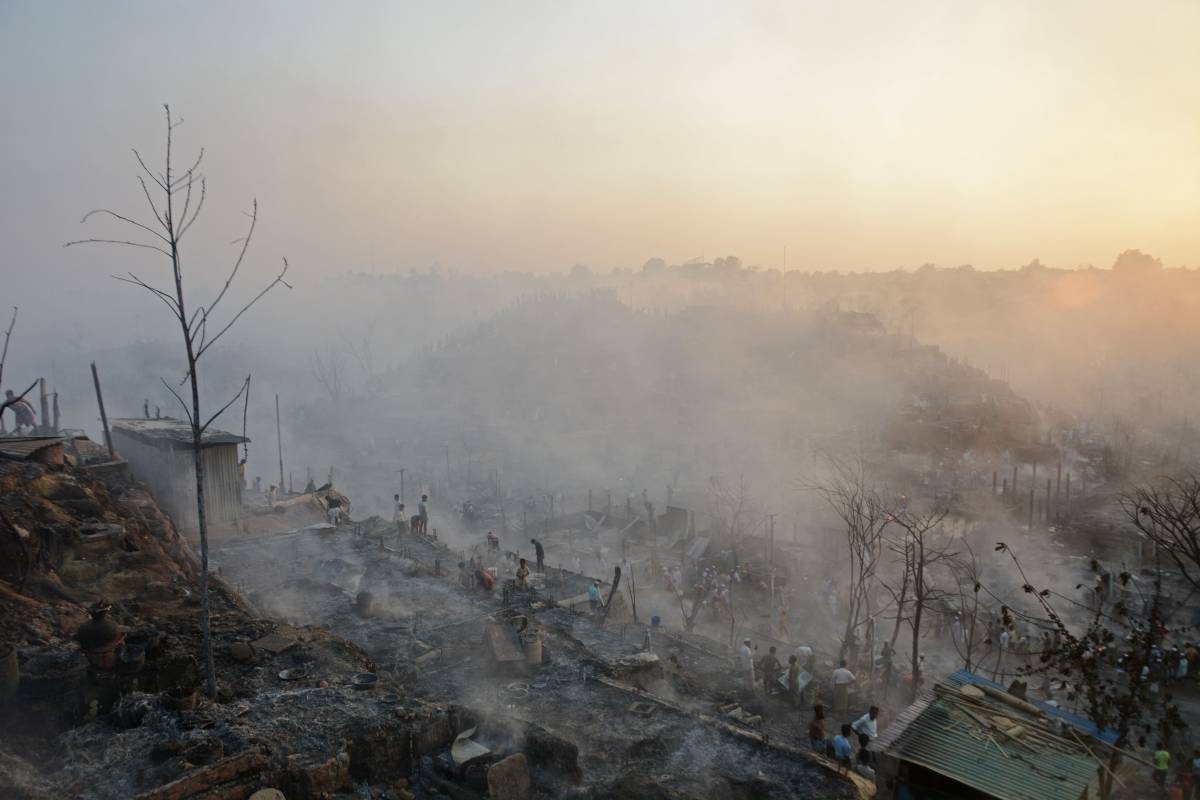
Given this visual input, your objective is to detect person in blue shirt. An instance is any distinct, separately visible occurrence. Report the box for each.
[587,581,603,612]
[832,723,854,775]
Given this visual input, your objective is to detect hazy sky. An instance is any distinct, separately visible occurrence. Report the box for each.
[2,0,1199,285]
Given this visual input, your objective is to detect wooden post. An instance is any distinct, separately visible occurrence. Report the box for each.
[1028,486,1034,529]
[275,393,285,491]
[1002,479,1008,497]
[90,362,114,459]
[52,391,60,433]
[38,378,49,435]
[1012,465,1018,497]
[992,471,997,496]
[1055,460,1062,503]
[1065,472,1071,511]
[1045,478,1052,523]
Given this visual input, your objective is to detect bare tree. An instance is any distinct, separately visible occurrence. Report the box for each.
[947,542,985,671]
[811,455,893,662]
[887,506,952,700]
[66,105,290,697]
[311,348,344,404]
[1119,473,1200,595]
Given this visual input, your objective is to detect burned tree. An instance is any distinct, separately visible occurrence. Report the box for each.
[66,106,290,697]
[996,542,1184,799]
[886,505,952,700]
[1120,473,1200,595]
[812,455,893,663]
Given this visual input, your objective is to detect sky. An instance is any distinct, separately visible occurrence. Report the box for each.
[1,0,1199,288]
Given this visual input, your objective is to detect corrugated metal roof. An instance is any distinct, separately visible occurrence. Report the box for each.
[111,418,247,447]
[943,669,1118,744]
[874,677,1102,800]
[0,436,65,460]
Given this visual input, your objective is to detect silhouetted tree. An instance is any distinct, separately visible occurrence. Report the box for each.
[67,105,290,697]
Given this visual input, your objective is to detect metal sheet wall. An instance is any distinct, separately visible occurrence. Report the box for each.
[111,430,242,533]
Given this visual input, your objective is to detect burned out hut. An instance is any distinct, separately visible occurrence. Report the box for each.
[110,418,246,532]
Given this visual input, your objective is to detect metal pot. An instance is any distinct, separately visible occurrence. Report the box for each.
[165,686,198,711]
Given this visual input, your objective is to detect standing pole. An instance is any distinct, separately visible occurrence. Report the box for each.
[38,378,49,435]
[90,362,114,459]
[275,393,285,491]
[1028,485,1035,530]
[51,390,60,433]
[1045,478,1052,523]
[768,513,776,564]
[399,468,406,506]
[241,375,251,462]
[445,444,451,494]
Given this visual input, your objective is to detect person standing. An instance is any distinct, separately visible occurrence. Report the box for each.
[393,495,407,536]
[587,580,603,612]
[418,494,429,535]
[530,538,546,573]
[808,704,828,751]
[832,724,854,775]
[3,389,36,432]
[831,659,856,714]
[515,557,530,588]
[738,638,756,691]
[760,645,783,694]
[1152,742,1169,790]
[851,706,880,741]
[787,654,801,705]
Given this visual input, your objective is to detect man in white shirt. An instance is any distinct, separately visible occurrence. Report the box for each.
[738,638,756,690]
[832,659,856,713]
[851,705,880,740]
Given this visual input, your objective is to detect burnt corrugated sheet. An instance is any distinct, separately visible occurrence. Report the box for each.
[0,436,64,460]
[874,684,1100,800]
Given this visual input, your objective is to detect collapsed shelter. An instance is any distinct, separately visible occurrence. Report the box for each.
[872,670,1115,800]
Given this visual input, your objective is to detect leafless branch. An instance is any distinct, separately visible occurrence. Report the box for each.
[158,376,193,427]
[131,147,167,191]
[64,238,171,257]
[203,200,258,323]
[79,208,170,244]
[178,175,207,238]
[195,256,290,360]
[199,375,251,433]
[114,273,180,318]
[136,175,168,230]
